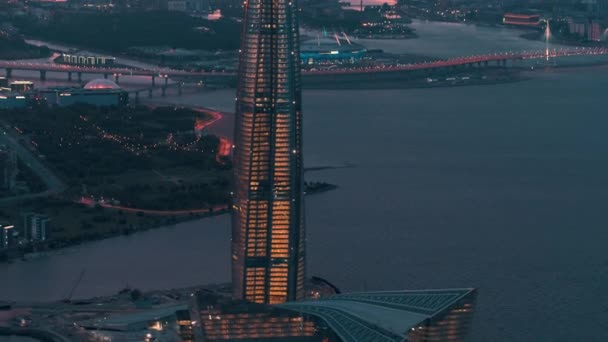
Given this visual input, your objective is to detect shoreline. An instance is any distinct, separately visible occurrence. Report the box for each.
[1,181,338,265]
[3,60,606,264]
[2,208,229,264]
[0,87,343,265]
[4,37,608,265]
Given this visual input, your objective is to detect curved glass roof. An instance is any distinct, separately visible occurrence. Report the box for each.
[83,79,121,90]
[280,288,476,342]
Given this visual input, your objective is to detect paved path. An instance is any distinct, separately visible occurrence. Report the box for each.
[0,126,67,205]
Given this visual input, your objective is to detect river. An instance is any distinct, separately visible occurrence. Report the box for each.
[2,21,608,341]
[357,19,548,57]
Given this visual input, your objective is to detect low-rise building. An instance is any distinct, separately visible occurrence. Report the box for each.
[503,13,541,27]
[10,81,34,93]
[61,51,115,66]
[567,17,604,41]
[0,93,28,109]
[300,37,366,65]
[38,79,129,107]
[588,20,603,41]
[0,224,16,250]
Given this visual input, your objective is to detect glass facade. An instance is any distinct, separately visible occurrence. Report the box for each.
[408,293,477,342]
[201,311,317,340]
[232,0,305,304]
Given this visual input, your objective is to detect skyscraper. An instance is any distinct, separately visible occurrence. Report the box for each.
[231,0,305,304]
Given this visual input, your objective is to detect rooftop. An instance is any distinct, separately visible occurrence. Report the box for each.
[83,79,121,90]
[78,304,188,331]
[64,50,115,58]
[280,288,476,342]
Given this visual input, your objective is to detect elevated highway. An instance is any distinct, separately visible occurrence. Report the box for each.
[0,47,606,86]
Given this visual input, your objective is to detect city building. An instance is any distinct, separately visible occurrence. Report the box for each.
[232,0,306,304]
[0,145,17,191]
[60,51,115,66]
[503,13,541,27]
[0,77,9,90]
[0,93,28,109]
[567,16,604,41]
[175,310,195,342]
[569,16,588,37]
[193,287,477,341]
[79,304,189,332]
[300,37,366,64]
[280,288,477,342]
[588,20,603,41]
[196,292,336,341]
[38,79,129,107]
[22,212,51,243]
[10,81,35,93]
[0,224,16,250]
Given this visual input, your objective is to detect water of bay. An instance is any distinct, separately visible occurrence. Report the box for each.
[2,21,608,341]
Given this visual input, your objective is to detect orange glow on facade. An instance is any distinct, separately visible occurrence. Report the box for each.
[200,311,317,340]
[232,0,306,304]
[408,296,477,342]
[503,13,541,27]
[216,137,232,163]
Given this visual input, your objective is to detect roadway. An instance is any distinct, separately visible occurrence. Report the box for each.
[76,196,228,216]
[0,125,67,205]
[309,47,608,75]
[1,47,607,79]
[0,326,72,342]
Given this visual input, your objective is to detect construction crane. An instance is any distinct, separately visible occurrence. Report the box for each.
[341,32,352,45]
[63,269,86,303]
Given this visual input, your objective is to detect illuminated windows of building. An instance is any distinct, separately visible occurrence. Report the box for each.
[232,0,305,304]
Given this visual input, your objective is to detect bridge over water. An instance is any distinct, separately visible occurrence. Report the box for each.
[0,47,606,87]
